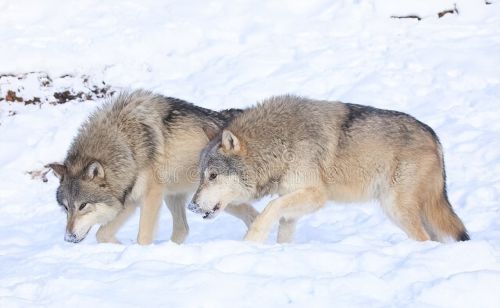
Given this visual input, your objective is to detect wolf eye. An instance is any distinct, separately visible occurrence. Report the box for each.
[79,202,88,211]
[208,173,217,181]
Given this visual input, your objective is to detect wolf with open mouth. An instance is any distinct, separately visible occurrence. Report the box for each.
[189,95,469,244]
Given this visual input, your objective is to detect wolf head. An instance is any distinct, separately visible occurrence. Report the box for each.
[189,130,254,219]
[49,161,123,243]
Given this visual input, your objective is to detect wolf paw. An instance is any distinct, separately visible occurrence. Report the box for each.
[96,235,121,244]
[170,230,188,244]
[137,234,154,246]
[244,229,267,243]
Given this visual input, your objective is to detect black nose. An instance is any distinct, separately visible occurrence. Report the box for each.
[188,202,204,214]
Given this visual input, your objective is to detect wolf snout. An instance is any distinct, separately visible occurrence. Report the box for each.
[64,232,83,243]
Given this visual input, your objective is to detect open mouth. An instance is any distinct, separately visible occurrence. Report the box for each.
[188,202,221,219]
[202,203,221,220]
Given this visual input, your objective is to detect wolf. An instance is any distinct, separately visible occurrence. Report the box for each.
[48,90,258,244]
[189,95,469,243]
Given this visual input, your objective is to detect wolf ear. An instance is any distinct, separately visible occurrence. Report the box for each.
[221,130,241,153]
[86,161,105,180]
[46,163,66,180]
[202,123,220,141]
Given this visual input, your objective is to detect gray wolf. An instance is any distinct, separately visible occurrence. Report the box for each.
[49,90,258,244]
[189,95,469,243]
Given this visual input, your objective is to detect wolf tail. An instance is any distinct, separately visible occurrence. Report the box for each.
[422,191,469,242]
[420,138,469,242]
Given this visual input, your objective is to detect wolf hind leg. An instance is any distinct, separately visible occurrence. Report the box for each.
[165,194,189,244]
[380,190,431,241]
[244,187,327,243]
[224,203,259,228]
[96,202,137,244]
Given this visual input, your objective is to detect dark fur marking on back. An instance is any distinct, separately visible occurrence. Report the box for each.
[414,118,439,143]
[339,103,440,148]
[162,97,243,132]
[343,103,439,141]
[341,103,407,131]
[218,108,244,122]
[163,97,222,129]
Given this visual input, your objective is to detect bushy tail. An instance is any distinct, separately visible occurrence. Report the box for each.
[422,193,469,242]
[422,139,469,242]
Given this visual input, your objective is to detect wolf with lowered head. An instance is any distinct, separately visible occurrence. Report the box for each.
[49,90,257,244]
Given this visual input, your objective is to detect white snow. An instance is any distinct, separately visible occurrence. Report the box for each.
[1,0,500,307]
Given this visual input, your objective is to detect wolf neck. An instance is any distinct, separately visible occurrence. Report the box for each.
[67,124,136,192]
[226,99,305,200]
[231,132,291,200]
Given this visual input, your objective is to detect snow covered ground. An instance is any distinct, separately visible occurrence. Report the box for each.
[1,0,500,307]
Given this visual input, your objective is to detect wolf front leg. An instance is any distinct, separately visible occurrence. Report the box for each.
[225,203,259,228]
[277,218,297,244]
[165,194,189,244]
[96,202,137,244]
[137,181,165,245]
[244,187,327,243]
